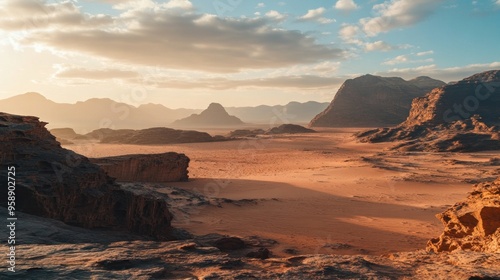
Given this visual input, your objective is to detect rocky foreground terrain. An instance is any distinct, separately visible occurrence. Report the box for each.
[357,70,500,152]
[310,75,445,128]
[1,205,499,279]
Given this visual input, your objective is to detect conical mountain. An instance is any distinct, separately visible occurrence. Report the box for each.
[309,74,445,127]
[172,103,244,127]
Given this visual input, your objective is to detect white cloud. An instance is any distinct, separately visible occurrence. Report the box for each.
[265,10,286,21]
[360,0,446,36]
[299,7,335,24]
[163,0,193,10]
[0,0,113,30]
[496,0,500,6]
[300,7,326,20]
[335,0,359,11]
[382,54,434,65]
[339,24,361,44]
[364,40,394,52]
[416,50,434,56]
[383,55,408,65]
[257,3,265,8]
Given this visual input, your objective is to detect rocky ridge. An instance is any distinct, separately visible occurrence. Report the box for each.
[310,75,445,127]
[0,112,175,240]
[77,127,223,145]
[357,70,500,152]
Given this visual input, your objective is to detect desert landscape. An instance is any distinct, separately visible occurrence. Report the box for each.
[1,0,500,279]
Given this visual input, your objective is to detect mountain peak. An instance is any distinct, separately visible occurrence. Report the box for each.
[206,103,226,112]
[172,102,244,127]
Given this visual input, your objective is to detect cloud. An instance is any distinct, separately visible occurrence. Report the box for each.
[256,3,265,8]
[334,0,359,11]
[380,61,500,82]
[299,7,335,24]
[496,0,500,5]
[300,7,326,20]
[382,55,408,65]
[338,24,361,44]
[265,10,286,21]
[54,67,140,80]
[163,0,193,10]
[18,8,344,73]
[416,50,434,56]
[382,54,434,65]
[151,75,345,90]
[360,0,446,36]
[364,40,394,52]
[0,0,113,30]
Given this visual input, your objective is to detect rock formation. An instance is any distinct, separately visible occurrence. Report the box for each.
[427,178,500,253]
[267,124,316,134]
[357,70,500,152]
[172,103,244,127]
[309,75,445,127]
[79,127,218,145]
[0,112,175,240]
[91,153,190,182]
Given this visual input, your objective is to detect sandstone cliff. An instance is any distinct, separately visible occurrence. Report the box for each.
[0,112,175,240]
[172,103,244,127]
[357,70,500,152]
[309,75,445,127]
[91,153,190,182]
[427,178,500,253]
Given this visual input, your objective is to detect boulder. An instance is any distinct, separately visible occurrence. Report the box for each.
[91,152,190,182]
[0,112,175,240]
[427,178,500,253]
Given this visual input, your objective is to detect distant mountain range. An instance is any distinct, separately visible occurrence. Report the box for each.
[0,92,329,132]
[310,75,446,127]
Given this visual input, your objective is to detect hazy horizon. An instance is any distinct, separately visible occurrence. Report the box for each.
[1,0,499,109]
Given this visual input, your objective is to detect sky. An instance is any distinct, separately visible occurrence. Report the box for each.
[0,0,499,109]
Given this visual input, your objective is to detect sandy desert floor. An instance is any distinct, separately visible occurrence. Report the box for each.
[68,128,500,257]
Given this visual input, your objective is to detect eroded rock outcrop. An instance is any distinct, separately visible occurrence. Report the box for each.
[310,75,445,127]
[427,178,500,253]
[78,127,218,145]
[267,124,316,134]
[0,112,174,240]
[91,152,190,182]
[357,70,500,152]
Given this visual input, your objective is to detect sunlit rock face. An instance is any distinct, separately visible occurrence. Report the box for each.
[427,178,500,253]
[357,70,500,152]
